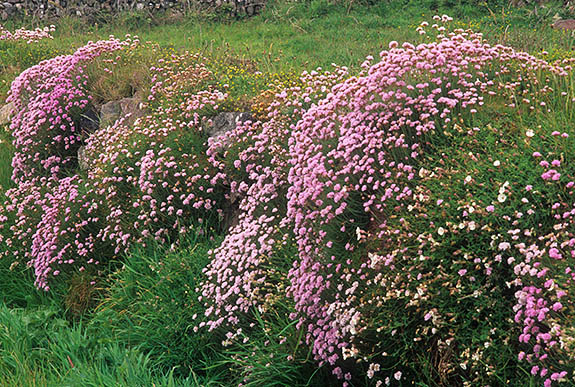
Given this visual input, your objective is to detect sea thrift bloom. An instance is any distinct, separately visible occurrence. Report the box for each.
[0,24,55,43]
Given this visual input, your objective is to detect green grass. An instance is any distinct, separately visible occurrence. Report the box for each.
[0,304,206,386]
[0,128,13,192]
[91,232,224,379]
[1,0,572,101]
[0,234,226,386]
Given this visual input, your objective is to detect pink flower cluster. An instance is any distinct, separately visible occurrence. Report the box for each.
[0,38,129,289]
[199,65,350,331]
[8,38,128,181]
[198,20,575,385]
[1,40,230,289]
[0,24,55,43]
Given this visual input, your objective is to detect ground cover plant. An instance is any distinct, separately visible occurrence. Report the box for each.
[2,1,575,386]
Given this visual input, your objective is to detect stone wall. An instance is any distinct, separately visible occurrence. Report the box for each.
[0,0,265,20]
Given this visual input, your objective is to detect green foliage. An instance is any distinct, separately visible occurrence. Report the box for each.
[0,257,49,309]
[0,304,212,386]
[91,232,223,379]
[218,309,332,387]
[83,41,161,104]
[0,127,13,192]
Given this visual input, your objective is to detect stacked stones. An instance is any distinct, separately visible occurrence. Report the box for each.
[0,0,264,20]
[0,0,22,20]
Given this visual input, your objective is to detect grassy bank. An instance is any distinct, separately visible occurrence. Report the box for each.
[1,0,574,100]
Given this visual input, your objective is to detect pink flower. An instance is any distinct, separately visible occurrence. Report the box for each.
[549,248,562,260]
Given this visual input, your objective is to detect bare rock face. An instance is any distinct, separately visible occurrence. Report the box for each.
[220,191,242,233]
[553,19,575,31]
[0,102,15,126]
[206,112,252,138]
[119,97,145,122]
[100,97,144,128]
[99,100,122,128]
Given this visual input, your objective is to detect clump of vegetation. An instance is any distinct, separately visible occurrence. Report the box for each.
[1,1,575,386]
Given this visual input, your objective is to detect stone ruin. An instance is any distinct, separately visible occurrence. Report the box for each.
[0,0,265,20]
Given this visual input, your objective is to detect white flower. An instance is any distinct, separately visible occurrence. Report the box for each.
[394,371,402,380]
[497,193,507,203]
[526,129,535,137]
[493,160,500,167]
[437,227,445,236]
[356,227,363,241]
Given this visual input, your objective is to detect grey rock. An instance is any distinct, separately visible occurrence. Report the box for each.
[77,104,100,139]
[99,100,121,127]
[0,0,265,19]
[206,112,252,138]
[221,197,241,232]
[0,102,15,126]
[100,97,144,128]
[119,97,145,122]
